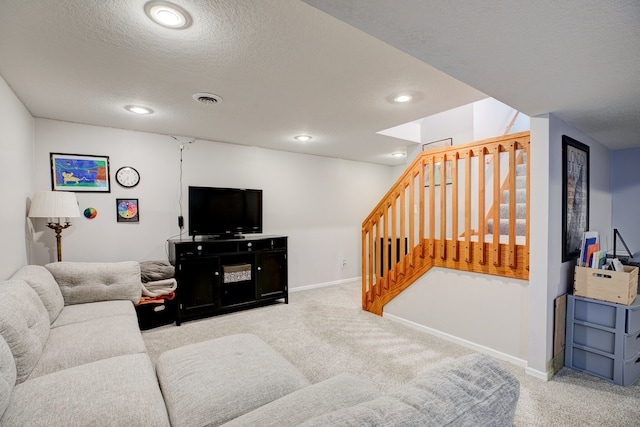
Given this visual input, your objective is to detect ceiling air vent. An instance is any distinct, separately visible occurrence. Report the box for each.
[192,93,223,105]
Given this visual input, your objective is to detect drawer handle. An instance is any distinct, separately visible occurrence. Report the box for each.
[153,305,166,313]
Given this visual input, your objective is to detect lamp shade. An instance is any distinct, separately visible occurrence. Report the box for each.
[28,191,80,219]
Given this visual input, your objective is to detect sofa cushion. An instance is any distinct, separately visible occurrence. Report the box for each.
[0,280,50,384]
[45,261,142,305]
[300,354,519,427]
[51,300,136,328]
[390,353,520,426]
[157,333,311,427]
[28,314,146,379]
[221,373,382,427]
[0,335,16,420]
[10,265,64,324]
[300,396,429,426]
[0,353,170,427]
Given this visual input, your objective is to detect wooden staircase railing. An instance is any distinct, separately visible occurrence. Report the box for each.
[362,131,530,315]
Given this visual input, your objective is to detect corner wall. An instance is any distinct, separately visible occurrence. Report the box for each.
[32,119,394,288]
[611,148,640,253]
[527,113,611,378]
[0,75,34,279]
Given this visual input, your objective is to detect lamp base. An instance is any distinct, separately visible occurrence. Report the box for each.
[47,222,72,262]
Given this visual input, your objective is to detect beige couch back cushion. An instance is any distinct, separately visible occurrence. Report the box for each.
[0,280,50,384]
[45,261,142,305]
[0,334,17,420]
[11,265,64,324]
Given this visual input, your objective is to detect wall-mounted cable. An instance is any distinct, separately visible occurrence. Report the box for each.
[170,135,195,239]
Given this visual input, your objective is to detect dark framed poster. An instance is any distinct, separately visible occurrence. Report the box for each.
[562,135,589,262]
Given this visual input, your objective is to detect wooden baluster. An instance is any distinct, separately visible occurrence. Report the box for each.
[362,226,368,308]
[382,204,389,289]
[409,175,415,267]
[525,139,531,271]
[478,148,486,264]
[492,145,501,267]
[419,163,425,259]
[375,217,381,296]
[464,149,472,263]
[391,194,397,283]
[400,183,406,275]
[440,156,447,260]
[508,142,517,268]
[451,152,459,261]
[428,157,435,259]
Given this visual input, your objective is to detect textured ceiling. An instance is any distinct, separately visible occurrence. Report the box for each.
[303,0,640,151]
[2,1,636,167]
[0,0,486,166]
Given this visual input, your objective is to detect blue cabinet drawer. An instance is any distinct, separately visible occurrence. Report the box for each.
[627,299,640,333]
[570,347,614,382]
[573,324,615,355]
[626,330,640,360]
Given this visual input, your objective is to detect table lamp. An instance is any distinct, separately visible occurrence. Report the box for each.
[28,191,80,262]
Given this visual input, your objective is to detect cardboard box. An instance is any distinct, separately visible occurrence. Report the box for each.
[574,265,638,305]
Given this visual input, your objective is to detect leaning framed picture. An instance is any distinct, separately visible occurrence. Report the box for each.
[50,153,110,192]
[561,135,589,262]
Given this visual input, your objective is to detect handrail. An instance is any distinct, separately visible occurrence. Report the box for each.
[362,131,530,315]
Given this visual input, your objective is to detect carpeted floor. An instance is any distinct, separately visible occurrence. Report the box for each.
[142,280,640,426]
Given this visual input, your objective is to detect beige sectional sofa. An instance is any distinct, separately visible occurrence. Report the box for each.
[0,262,520,426]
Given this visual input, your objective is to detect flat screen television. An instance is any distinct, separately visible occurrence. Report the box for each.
[188,186,263,238]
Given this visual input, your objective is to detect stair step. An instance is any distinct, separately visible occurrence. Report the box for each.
[487,218,526,236]
[503,188,526,204]
[499,203,526,219]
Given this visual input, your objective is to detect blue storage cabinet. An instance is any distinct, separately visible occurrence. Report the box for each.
[565,294,640,386]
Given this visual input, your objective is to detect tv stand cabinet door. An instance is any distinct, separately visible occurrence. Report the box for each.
[176,256,220,319]
[257,250,288,302]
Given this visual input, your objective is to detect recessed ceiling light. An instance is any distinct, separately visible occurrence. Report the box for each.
[294,135,312,142]
[391,152,406,158]
[125,105,154,115]
[393,95,413,103]
[144,1,192,29]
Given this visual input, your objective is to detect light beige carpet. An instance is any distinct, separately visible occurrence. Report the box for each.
[142,280,640,426]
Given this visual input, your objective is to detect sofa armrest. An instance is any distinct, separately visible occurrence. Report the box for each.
[45,262,142,305]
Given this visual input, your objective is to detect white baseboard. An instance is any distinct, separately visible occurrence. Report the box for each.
[383,312,528,369]
[526,366,551,381]
[289,277,361,293]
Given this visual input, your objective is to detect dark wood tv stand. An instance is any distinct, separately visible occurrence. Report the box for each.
[168,235,288,325]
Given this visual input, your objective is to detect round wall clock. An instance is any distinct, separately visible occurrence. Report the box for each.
[115,166,140,188]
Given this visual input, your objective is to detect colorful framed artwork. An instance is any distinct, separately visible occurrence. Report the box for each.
[116,198,139,223]
[50,153,110,192]
[562,135,589,262]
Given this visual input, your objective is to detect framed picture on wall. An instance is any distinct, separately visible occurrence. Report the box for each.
[50,153,110,192]
[116,198,139,223]
[562,135,590,262]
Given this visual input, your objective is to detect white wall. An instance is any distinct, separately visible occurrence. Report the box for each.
[527,113,611,378]
[31,119,394,288]
[473,97,530,141]
[0,75,35,279]
[384,269,529,365]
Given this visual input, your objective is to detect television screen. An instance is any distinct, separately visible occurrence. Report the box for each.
[188,186,262,237]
